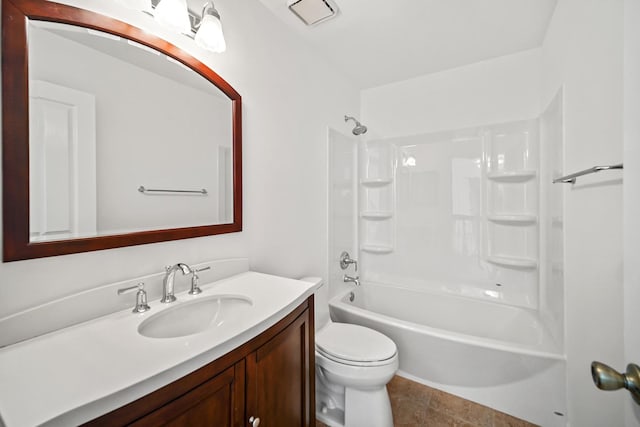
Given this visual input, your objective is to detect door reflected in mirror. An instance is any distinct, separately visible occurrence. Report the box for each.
[28,21,233,243]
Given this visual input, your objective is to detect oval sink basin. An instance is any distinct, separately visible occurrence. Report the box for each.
[138,295,253,339]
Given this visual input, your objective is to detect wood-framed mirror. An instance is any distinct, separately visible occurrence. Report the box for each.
[2,0,242,261]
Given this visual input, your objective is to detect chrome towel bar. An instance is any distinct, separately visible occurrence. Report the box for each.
[553,163,623,184]
[138,186,208,195]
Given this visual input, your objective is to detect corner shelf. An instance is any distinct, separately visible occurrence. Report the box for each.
[360,211,393,220]
[487,214,537,225]
[486,256,538,270]
[487,170,537,183]
[361,245,393,254]
[360,178,392,188]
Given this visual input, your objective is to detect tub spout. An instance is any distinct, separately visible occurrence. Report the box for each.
[343,274,360,286]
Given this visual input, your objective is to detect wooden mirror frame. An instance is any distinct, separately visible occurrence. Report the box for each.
[2,0,242,261]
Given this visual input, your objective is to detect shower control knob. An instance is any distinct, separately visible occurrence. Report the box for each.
[340,251,358,271]
[248,416,260,427]
[591,361,640,405]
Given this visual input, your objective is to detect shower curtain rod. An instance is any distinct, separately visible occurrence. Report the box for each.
[553,163,623,184]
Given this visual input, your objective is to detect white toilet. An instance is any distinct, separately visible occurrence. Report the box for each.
[315,322,399,427]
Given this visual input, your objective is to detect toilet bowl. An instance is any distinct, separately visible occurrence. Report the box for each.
[315,322,398,427]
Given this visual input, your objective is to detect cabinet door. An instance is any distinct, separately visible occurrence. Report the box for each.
[131,362,245,427]
[245,309,313,427]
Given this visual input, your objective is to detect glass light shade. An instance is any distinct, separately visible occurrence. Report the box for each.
[154,0,191,34]
[195,14,227,53]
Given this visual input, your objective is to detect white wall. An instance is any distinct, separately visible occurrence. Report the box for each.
[541,0,624,425]
[361,48,542,139]
[0,0,359,322]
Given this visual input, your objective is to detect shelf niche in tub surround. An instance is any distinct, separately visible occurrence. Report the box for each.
[487,214,538,225]
[0,268,321,426]
[487,170,537,182]
[360,211,393,220]
[361,244,394,254]
[360,178,393,187]
[486,255,538,269]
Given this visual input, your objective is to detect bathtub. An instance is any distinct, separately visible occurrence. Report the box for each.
[329,282,567,427]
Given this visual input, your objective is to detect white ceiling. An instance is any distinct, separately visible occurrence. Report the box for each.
[257,0,558,89]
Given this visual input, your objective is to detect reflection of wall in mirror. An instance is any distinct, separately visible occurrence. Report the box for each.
[28,25,233,236]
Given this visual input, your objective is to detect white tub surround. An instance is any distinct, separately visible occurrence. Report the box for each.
[330,284,567,427]
[358,119,544,311]
[0,271,320,426]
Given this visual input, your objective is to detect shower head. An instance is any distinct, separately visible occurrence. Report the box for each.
[344,115,367,136]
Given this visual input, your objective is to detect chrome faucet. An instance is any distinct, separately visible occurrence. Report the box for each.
[343,274,360,286]
[162,263,192,303]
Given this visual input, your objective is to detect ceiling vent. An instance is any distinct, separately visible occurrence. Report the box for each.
[287,0,339,26]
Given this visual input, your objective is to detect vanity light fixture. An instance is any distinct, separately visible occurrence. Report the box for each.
[153,0,191,34]
[143,0,227,53]
[194,2,227,53]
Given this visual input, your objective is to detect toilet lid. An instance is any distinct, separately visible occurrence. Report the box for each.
[316,323,397,363]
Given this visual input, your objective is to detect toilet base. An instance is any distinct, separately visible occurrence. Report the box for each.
[316,406,344,427]
[344,386,393,427]
[316,381,393,427]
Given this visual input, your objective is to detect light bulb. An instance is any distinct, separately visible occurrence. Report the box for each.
[154,0,191,34]
[195,14,226,53]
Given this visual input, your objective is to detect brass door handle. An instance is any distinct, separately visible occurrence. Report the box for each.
[591,361,640,405]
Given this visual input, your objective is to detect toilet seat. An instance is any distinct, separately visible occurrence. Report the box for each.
[316,323,397,366]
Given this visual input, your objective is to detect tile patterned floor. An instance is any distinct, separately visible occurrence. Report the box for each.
[316,375,538,427]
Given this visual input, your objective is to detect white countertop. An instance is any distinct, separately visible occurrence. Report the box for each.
[0,271,319,426]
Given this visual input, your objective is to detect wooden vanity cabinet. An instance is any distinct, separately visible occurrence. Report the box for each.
[246,309,313,426]
[129,363,245,427]
[85,296,315,427]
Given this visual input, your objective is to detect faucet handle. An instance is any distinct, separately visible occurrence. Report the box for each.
[340,251,358,271]
[117,282,142,295]
[189,266,211,295]
[117,282,151,313]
